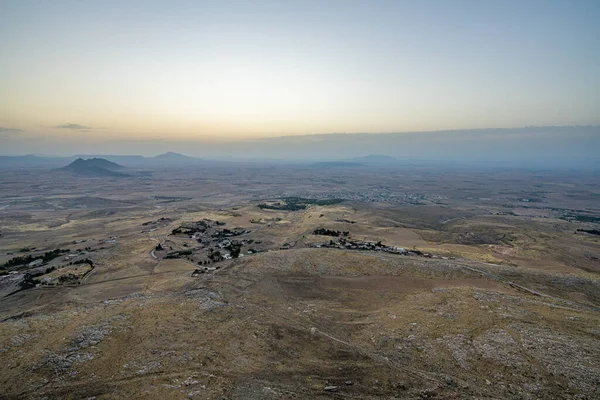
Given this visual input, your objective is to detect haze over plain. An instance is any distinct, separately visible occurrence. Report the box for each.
[1,0,599,164]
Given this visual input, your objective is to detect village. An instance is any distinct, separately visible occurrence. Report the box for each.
[291,189,450,205]
[155,218,258,269]
[154,216,448,278]
[307,229,447,259]
[1,210,446,296]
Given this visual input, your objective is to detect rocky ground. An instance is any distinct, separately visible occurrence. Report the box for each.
[1,249,599,399]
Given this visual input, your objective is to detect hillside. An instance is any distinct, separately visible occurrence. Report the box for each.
[1,248,598,399]
[1,164,599,399]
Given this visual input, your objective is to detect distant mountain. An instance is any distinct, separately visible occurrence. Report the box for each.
[153,151,192,160]
[73,154,146,166]
[69,153,198,167]
[60,158,127,177]
[2,126,600,170]
[151,152,200,164]
[349,155,399,164]
[310,156,400,168]
[0,152,206,169]
[311,161,363,168]
[0,155,71,168]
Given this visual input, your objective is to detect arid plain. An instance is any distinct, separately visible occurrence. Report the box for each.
[1,162,599,399]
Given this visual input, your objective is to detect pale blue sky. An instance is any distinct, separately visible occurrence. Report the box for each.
[0,0,599,155]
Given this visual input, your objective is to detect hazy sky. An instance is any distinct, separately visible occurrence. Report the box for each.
[1,0,599,150]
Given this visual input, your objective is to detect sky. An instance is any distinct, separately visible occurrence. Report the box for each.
[1,0,599,156]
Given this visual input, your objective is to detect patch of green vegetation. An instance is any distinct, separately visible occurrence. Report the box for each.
[72,258,94,266]
[17,265,61,290]
[2,249,70,270]
[152,196,191,203]
[313,228,349,237]
[226,242,242,258]
[208,250,222,262]
[559,214,600,223]
[19,275,39,290]
[211,228,246,238]
[576,229,600,236]
[258,197,344,211]
[41,249,70,263]
[165,250,193,259]
[573,215,600,223]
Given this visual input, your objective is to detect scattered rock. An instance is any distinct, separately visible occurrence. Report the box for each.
[198,298,225,310]
[473,329,522,367]
[10,333,39,346]
[135,360,162,375]
[34,315,130,377]
[523,383,540,392]
[184,377,199,386]
[72,325,110,349]
[324,385,338,392]
[515,323,600,396]
[38,351,94,374]
[437,334,471,369]
[420,386,439,399]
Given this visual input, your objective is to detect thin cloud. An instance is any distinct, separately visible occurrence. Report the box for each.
[0,127,23,135]
[55,123,92,130]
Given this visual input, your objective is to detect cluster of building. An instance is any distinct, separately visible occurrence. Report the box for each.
[308,237,447,259]
[309,237,407,253]
[292,190,448,205]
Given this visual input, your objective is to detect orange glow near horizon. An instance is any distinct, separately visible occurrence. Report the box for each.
[1,1,599,143]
